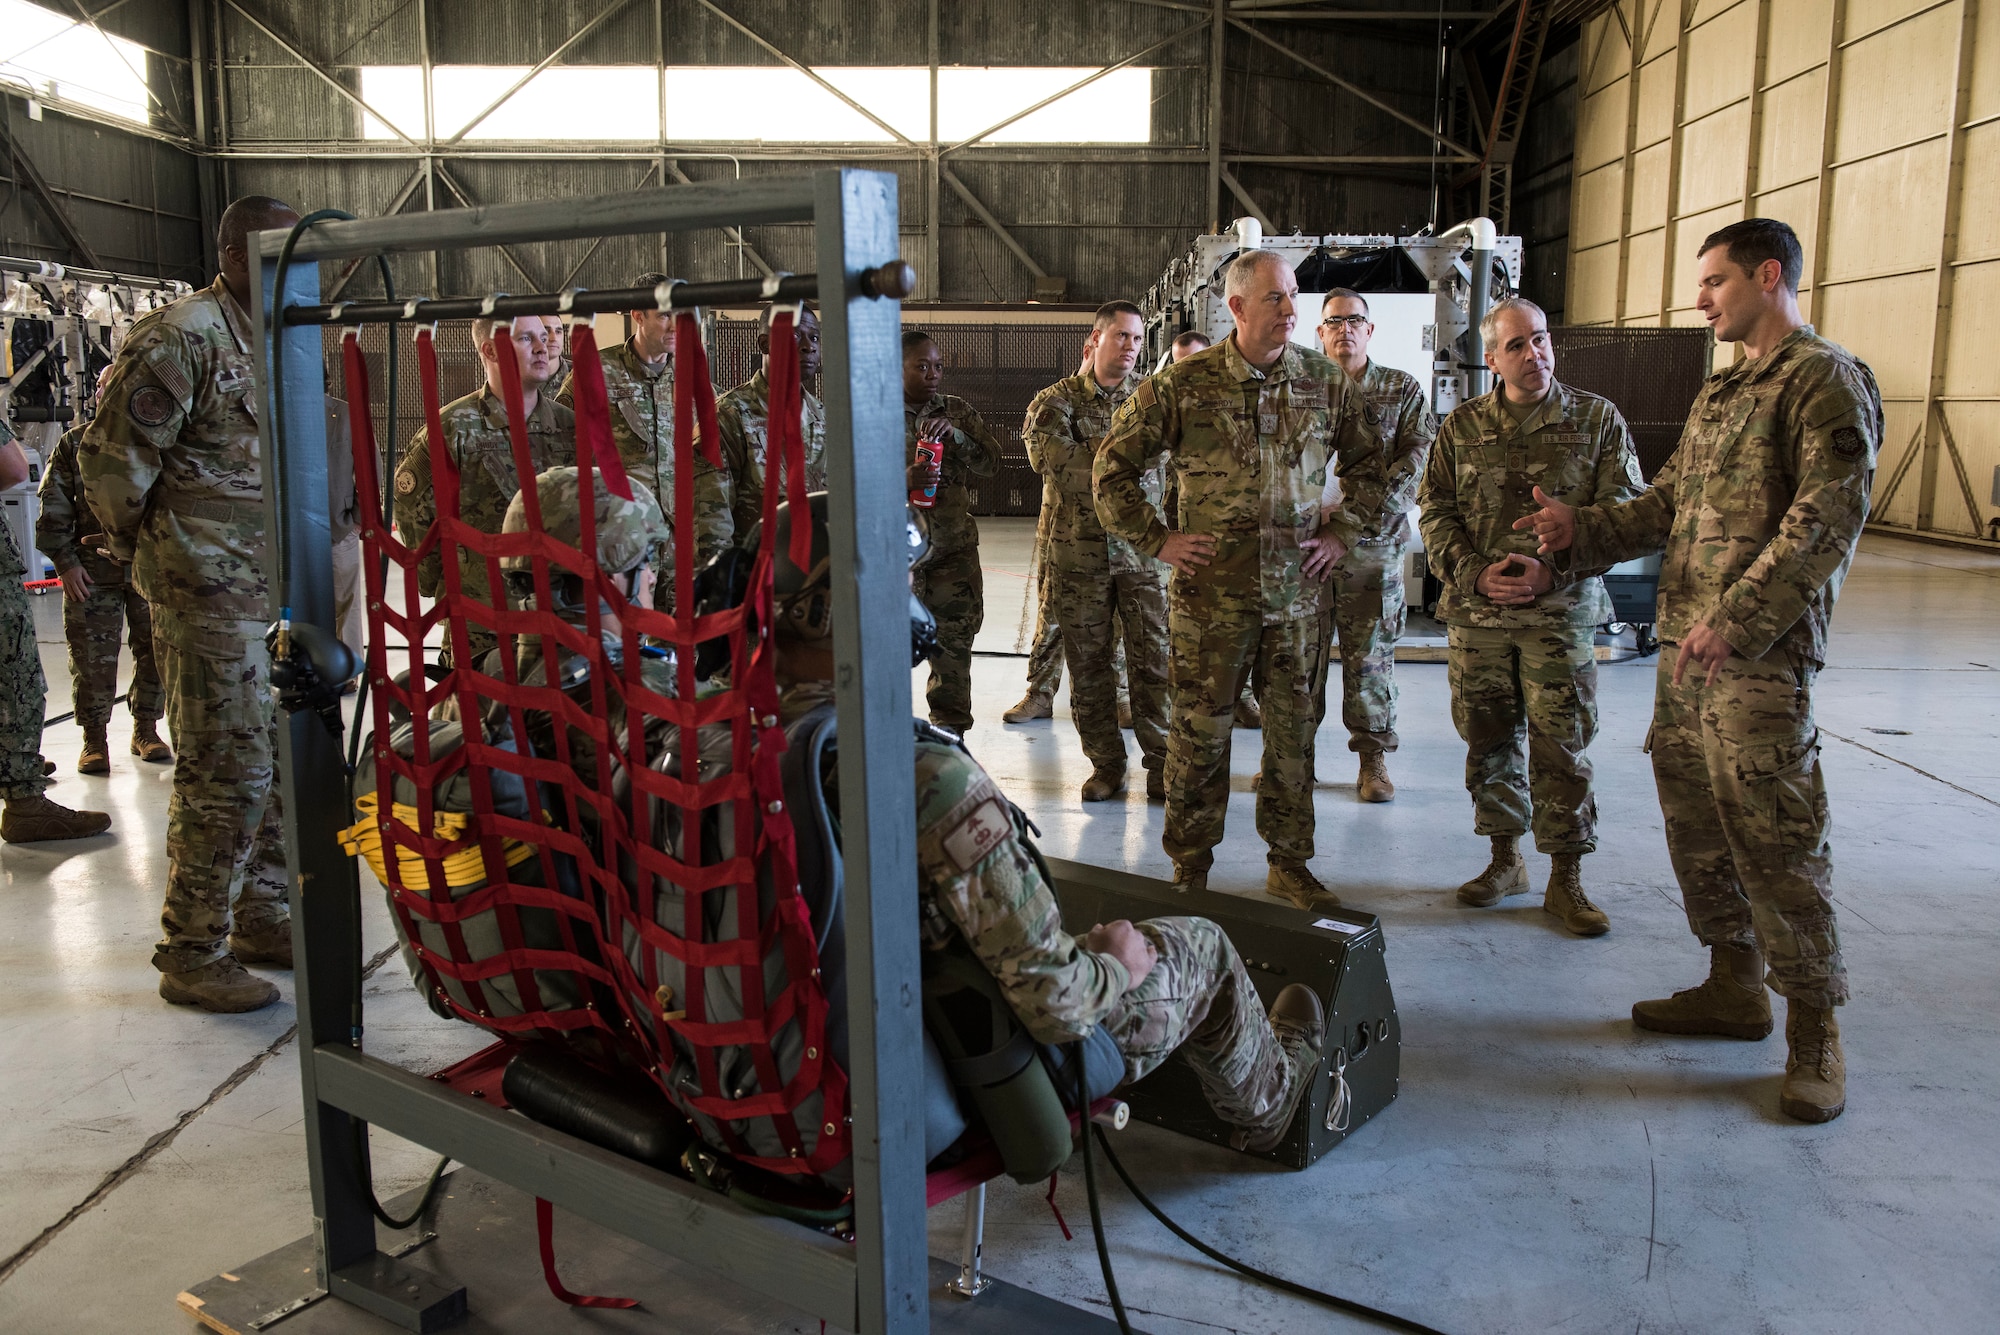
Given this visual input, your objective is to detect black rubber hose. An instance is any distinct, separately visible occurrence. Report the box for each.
[1091,1126,1452,1335]
[350,1119,450,1231]
[1073,1041,1132,1335]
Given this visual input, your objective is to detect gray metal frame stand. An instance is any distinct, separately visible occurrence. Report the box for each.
[252,169,928,1333]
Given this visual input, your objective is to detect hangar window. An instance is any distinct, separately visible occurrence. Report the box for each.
[359,65,1151,144]
[0,0,152,125]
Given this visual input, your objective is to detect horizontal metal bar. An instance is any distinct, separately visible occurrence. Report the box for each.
[311,1045,858,1327]
[256,177,822,261]
[0,254,190,290]
[287,274,816,326]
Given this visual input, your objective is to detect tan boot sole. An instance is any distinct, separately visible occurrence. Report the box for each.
[159,974,280,1013]
[1779,1088,1845,1122]
[1457,860,1529,907]
[1630,1005,1772,1040]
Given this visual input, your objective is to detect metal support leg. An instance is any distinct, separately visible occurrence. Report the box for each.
[945,1184,991,1299]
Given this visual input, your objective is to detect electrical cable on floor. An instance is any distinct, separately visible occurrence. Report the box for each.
[1072,1041,1132,1335]
[1091,1126,1451,1335]
[350,1118,451,1232]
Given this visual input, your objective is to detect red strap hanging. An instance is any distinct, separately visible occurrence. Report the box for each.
[535,1198,639,1309]
[564,321,634,501]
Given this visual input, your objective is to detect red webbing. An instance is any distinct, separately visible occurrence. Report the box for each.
[351,311,850,1178]
[536,1198,639,1309]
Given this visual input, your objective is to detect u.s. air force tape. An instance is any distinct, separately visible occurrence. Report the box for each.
[129,385,175,426]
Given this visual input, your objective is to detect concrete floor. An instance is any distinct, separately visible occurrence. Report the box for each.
[1,523,1995,1334]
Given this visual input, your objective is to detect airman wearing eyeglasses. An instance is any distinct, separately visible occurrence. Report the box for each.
[393,313,576,664]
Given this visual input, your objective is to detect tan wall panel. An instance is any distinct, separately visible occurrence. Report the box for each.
[1766,0,1833,83]
[1822,142,1947,282]
[1848,0,1951,43]
[1753,179,1819,255]
[1577,83,1633,172]
[1680,103,1752,214]
[1573,162,1629,248]
[1942,258,2000,398]
[1870,399,1929,527]
[1631,143,1673,231]
[1624,228,1668,318]
[1954,124,2000,263]
[1668,201,1746,305]
[1637,50,1680,148]
[1815,270,1936,396]
[1756,67,1826,190]
[1690,0,1751,28]
[1568,243,1623,325]
[1968,0,2000,120]
[1580,16,1630,95]
[1933,401,2000,531]
[1684,1,1759,121]
[1833,6,1958,164]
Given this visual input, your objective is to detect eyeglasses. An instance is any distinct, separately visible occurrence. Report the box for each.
[1320,314,1369,329]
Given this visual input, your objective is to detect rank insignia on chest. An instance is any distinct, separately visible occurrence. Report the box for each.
[215,368,249,395]
[1259,413,1278,436]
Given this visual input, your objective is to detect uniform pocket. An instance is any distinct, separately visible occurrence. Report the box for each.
[1735,734,1828,852]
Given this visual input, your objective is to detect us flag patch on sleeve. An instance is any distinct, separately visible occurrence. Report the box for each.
[942,798,1010,873]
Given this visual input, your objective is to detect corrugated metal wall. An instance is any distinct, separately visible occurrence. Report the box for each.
[1567,0,2000,540]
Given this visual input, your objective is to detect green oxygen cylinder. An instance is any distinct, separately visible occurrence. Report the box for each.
[921,950,1075,1184]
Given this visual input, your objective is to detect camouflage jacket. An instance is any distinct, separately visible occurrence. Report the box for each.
[1560,326,1881,664]
[1095,335,1369,624]
[1419,381,1644,629]
[80,277,267,644]
[1022,371,1166,577]
[38,425,125,584]
[393,386,573,603]
[555,338,672,503]
[906,391,1004,555]
[1328,359,1437,549]
[708,367,827,559]
[0,420,22,578]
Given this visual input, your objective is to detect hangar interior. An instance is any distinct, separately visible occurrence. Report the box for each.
[0,1,1994,1333]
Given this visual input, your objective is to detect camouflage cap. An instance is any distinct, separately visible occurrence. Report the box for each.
[501,466,669,575]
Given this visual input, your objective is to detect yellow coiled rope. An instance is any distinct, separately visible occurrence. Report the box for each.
[340,790,539,891]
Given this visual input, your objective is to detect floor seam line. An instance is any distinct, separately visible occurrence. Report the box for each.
[0,943,402,1289]
[1820,728,2000,810]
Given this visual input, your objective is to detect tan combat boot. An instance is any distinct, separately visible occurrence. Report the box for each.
[79,727,110,775]
[1236,983,1325,1152]
[1631,944,1773,1039]
[1144,767,1165,802]
[1543,853,1609,936]
[1001,691,1052,724]
[230,921,295,968]
[1357,752,1394,803]
[131,722,172,763]
[1117,697,1133,729]
[1233,694,1263,729]
[1080,765,1127,802]
[159,957,280,1013]
[1172,865,1208,895]
[1779,1000,1845,1123]
[1,793,111,842]
[1456,835,1528,907]
[1267,863,1340,911]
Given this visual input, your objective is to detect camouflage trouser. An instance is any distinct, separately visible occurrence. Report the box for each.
[915,542,983,730]
[1311,542,1404,755]
[1104,915,1293,1134]
[331,531,365,663]
[63,580,164,731]
[1025,604,1129,702]
[154,634,289,972]
[1651,644,1845,1007]
[1164,611,1322,871]
[0,578,51,799]
[1446,624,1598,855]
[1055,560,1167,774]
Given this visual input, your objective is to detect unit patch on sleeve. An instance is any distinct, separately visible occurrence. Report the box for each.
[1830,426,1865,460]
[128,385,176,427]
[941,797,1010,873]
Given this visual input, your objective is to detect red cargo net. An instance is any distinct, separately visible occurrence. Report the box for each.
[343,307,848,1179]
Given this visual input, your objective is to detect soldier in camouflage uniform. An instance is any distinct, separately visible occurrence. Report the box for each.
[38,417,169,773]
[1022,301,1169,801]
[394,314,573,666]
[903,330,1004,732]
[81,195,299,1010]
[1521,220,1879,1123]
[1097,251,1373,910]
[1309,290,1435,802]
[705,304,828,564]
[763,493,1326,1151]
[0,416,111,845]
[1418,297,1643,938]
[554,273,728,605]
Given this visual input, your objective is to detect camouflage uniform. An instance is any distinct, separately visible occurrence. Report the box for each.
[1310,361,1435,756]
[1419,383,1643,855]
[1096,336,1370,873]
[80,278,287,972]
[707,367,828,564]
[38,424,165,734]
[906,392,1003,730]
[0,420,52,799]
[1022,483,1065,698]
[555,338,728,603]
[1024,372,1167,776]
[1558,327,1880,1007]
[393,386,573,664]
